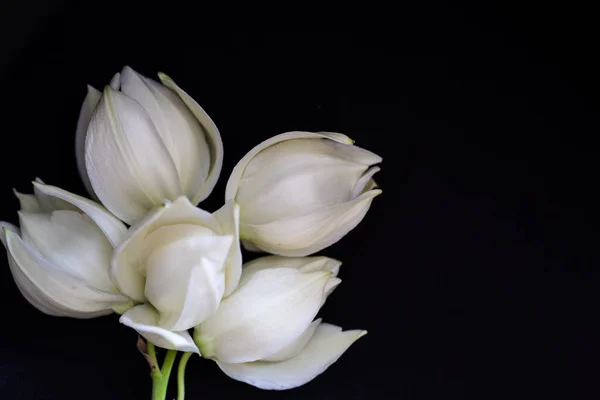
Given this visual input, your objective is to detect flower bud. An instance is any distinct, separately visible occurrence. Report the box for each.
[0,180,133,317]
[77,66,223,224]
[225,131,382,256]
[115,197,241,352]
[193,255,366,390]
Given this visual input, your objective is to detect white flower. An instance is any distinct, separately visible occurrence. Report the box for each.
[193,255,366,390]
[76,66,223,225]
[115,197,241,353]
[225,131,382,257]
[0,180,134,318]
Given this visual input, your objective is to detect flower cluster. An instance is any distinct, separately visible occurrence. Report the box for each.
[1,66,382,393]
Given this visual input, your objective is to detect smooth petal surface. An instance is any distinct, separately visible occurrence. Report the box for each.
[4,229,128,314]
[226,131,352,201]
[353,166,381,197]
[120,305,199,353]
[85,86,182,224]
[32,181,127,246]
[144,224,232,331]
[159,72,224,204]
[234,138,379,225]
[194,268,332,363]
[262,319,322,362]
[32,178,80,213]
[75,85,102,201]
[239,256,341,288]
[111,196,219,301]
[13,190,42,212]
[3,223,100,317]
[213,201,242,296]
[216,323,367,390]
[242,189,382,257]
[18,210,117,293]
[120,67,211,201]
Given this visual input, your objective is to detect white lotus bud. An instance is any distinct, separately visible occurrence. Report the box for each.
[115,197,241,353]
[193,255,365,390]
[0,180,133,318]
[76,66,223,224]
[225,131,382,256]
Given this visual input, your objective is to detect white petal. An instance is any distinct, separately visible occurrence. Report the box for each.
[109,72,121,90]
[242,189,382,257]
[32,178,80,213]
[241,239,262,253]
[18,211,118,293]
[144,224,232,331]
[352,166,381,198]
[2,223,77,316]
[4,229,127,314]
[1,221,19,248]
[225,131,377,202]
[111,196,220,301]
[262,319,322,362]
[120,66,211,203]
[159,72,223,204]
[216,323,367,390]
[120,304,199,353]
[13,189,42,212]
[213,201,242,296]
[234,138,379,225]
[84,86,182,224]
[75,85,102,201]
[194,268,333,363]
[32,181,127,247]
[239,256,341,288]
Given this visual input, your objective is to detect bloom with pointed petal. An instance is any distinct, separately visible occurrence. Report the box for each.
[76,66,223,224]
[115,197,241,353]
[0,180,134,318]
[193,255,366,389]
[225,131,382,257]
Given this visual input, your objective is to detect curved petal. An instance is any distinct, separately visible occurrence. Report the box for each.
[239,256,341,288]
[241,189,382,257]
[213,201,242,296]
[216,323,367,390]
[262,319,322,362]
[0,221,18,248]
[225,131,375,202]
[32,181,127,247]
[120,304,199,353]
[4,229,128,314]
[144,224,232,331]
[109,72,121,90]
[111,196,219,301]
[234,138,372,225]
[194,268,333,363]
[13,189,42,212]
[84,86,182,224]
[158,72,223,204]
[352,166,381,198]
[31,178,79,213]
[75,85,102,201]
[121,67,211,202]
[3,223,85,317]
[18,210,117,293]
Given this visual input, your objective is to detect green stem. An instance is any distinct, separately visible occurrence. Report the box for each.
[177,353,193,400]
[151,349,178,400]
[147,342,159,371]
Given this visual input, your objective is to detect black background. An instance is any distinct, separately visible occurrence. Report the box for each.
[1,2,599,399]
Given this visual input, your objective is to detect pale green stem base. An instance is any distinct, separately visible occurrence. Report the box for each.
[151,346,177,400]
[177,353,193,400]
[146,342,194,400]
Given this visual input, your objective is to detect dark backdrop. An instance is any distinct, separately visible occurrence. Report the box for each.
[1,3,598,399]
